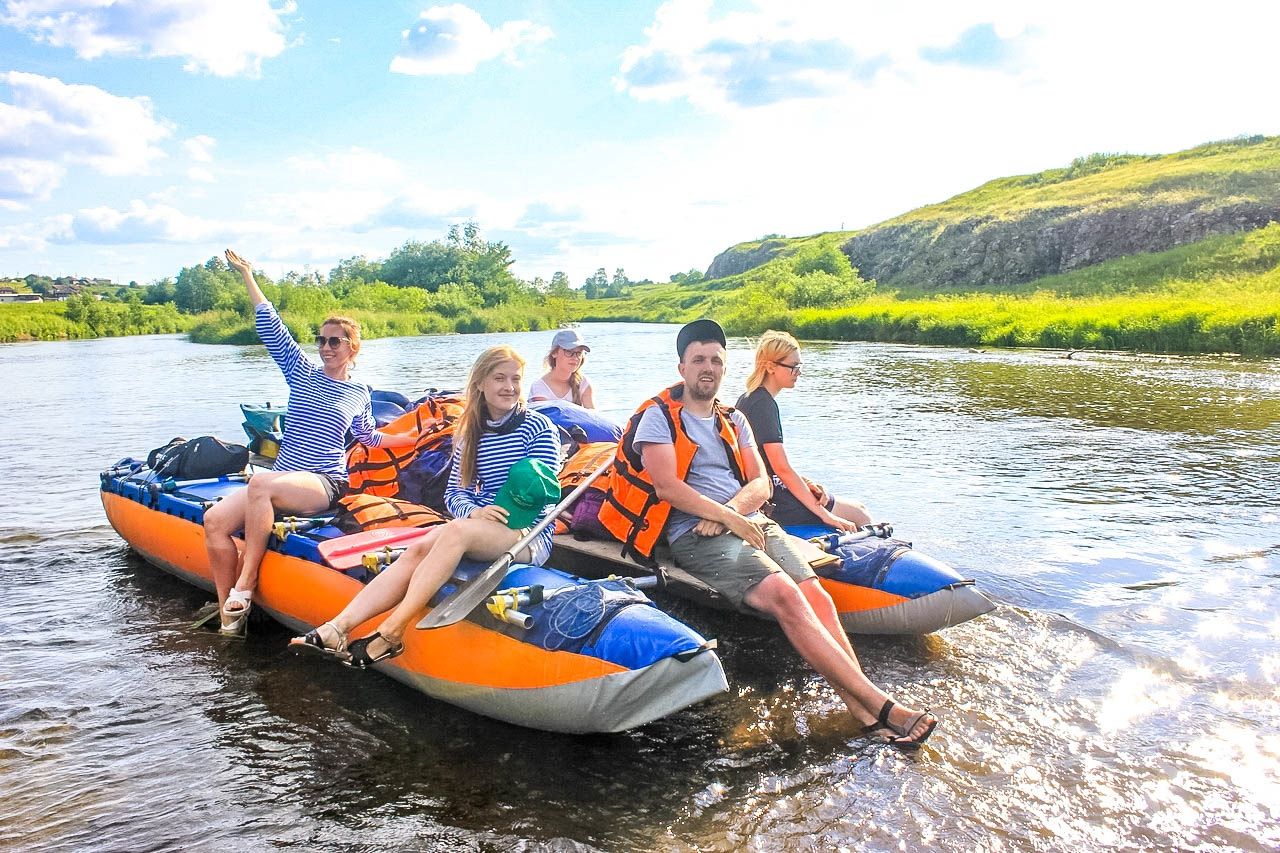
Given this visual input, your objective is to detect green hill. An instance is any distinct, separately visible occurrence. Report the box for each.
[707,134,1280,289]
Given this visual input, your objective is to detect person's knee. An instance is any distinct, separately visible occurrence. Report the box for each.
[434,519,475,550]
[746,572,805,616]
[245,474,275,503]
[403,531,438,560]
[203,503,237,537]
[799,576,833,605]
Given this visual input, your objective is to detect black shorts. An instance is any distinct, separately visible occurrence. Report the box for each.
[768,483,836,526]
[320,474,348,508]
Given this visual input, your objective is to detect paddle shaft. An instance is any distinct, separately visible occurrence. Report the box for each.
[416,453,616,630]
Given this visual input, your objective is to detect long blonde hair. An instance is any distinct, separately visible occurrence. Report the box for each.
[745,330,799,394]
[544,346,587,405]
[457,345,526,489]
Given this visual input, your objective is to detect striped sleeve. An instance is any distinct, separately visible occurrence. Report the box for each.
[351,398,382,447]
[254,302,305,380]
[444,443,477,519]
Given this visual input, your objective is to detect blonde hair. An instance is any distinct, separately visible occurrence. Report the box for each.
[544,346,587,405]
[457,345,526,489]
[745,330,799,394]
[320,315,361,367]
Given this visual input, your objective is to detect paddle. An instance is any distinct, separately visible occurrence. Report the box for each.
[416,454,616,630]
[147,473,249,497]
[808,522,893,551]
[317,525,438,570]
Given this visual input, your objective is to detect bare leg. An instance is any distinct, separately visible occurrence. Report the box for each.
[203,488,247,608]
[357,518,522,656]
[234,471,334,593]
[298,528,444,650]
[746,573,935,739]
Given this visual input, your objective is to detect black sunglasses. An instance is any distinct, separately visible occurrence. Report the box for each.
[773,360,802,374]
[315,335,350,348]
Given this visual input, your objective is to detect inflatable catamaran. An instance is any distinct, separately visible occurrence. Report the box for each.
[100,465,727,734]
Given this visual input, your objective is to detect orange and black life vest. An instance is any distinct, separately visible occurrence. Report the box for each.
[599,383,746,563]
[332,493,449,534]
[346,395,464,497]
[558,441,617,494]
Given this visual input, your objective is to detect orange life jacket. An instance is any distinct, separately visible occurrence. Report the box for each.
[332,493,449,533]
[558,441,617,494]
[599,383,746,563]
[346,395,464,496]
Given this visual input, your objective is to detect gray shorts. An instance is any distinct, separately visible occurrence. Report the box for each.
[669,519,816,613]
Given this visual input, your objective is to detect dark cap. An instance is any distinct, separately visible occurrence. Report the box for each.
[676,318,726,358]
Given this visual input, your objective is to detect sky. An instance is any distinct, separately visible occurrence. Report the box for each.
[1,0,1277,286]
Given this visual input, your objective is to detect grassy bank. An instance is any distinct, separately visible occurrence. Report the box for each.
[0,300,192,343]
[576,224,1280,356]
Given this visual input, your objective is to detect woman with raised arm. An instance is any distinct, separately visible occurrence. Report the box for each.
[736,330,872,533]
[529,329,595,408]
[289,345,562,667]
[205,249,416,635]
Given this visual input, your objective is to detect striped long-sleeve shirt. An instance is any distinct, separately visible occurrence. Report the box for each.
[255,302,381,480]
[445,408,561,565]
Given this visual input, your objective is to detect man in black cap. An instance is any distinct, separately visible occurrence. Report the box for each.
[600,319,937,748]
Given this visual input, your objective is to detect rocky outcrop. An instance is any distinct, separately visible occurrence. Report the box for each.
[841,200,1278,289]
[705,239,789,280]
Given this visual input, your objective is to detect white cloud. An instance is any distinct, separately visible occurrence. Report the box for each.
[0,71,171,202]
[0,0,295,76]
[390,4,552,76]
[183,134,216,162]
[186,166,214,183]
[61,199,233,244]
[0,158,66,204]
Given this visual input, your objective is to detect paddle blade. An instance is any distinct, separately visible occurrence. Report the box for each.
[317,526,434,570]
[416,554,514,630]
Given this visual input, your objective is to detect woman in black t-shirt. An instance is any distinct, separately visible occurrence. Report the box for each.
[736,330,871,531]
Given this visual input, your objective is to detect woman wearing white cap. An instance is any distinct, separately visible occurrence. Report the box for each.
[529,329,595,408]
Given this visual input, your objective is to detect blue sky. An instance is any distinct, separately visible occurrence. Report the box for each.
[1,1,1277,286]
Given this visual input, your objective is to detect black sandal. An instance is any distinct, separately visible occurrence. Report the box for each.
[860,700,938,751]
[289,621,349,661]
[343,632,405,669]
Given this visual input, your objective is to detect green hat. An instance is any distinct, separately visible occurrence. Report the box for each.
[494,458,562,530]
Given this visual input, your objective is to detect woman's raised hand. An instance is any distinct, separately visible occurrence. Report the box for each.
[225,248,252,276]
[226,248,267,305]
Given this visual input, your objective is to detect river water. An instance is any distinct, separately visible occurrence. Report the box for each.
[1,323,1277,852]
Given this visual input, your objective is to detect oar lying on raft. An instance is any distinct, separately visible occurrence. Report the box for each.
[417,454,616,630]
[808,522,894,550]
[316,525,437,570]
[147,473,250,497]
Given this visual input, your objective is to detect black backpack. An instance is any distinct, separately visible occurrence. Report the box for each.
[147,436,249,480]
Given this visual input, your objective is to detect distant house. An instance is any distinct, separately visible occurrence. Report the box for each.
[0,292,43,303]
[50,284,82,301]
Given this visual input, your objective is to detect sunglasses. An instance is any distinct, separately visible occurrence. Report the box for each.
[315,335,351,348]
[773,360,802,374]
